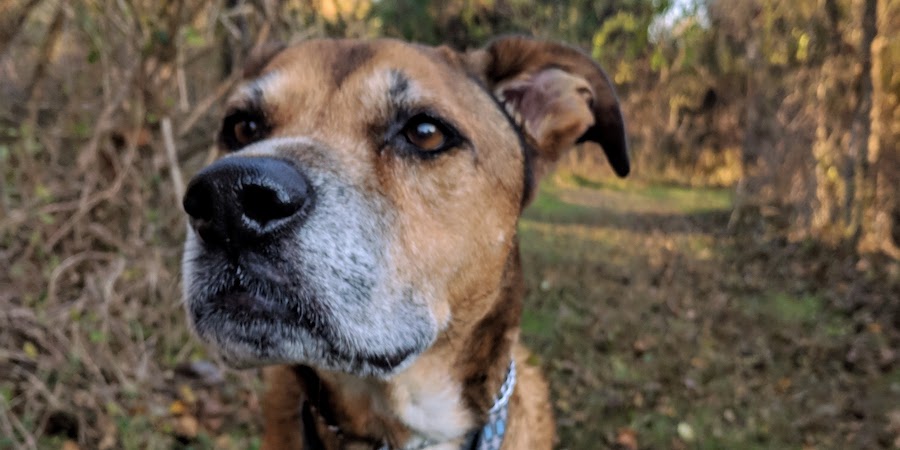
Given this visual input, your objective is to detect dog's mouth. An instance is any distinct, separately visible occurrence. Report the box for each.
[184,256,427,375]
[213,286,296,319]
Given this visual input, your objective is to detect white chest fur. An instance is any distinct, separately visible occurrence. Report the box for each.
[390,359,474,446]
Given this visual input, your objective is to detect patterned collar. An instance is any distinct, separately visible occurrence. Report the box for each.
[384,359,517,450]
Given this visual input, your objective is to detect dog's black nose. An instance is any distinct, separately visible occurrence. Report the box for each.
[183,157,311,251]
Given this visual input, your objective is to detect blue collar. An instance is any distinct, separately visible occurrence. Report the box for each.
[463,359,517,450]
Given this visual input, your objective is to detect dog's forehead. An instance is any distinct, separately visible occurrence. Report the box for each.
[259,39,461,96]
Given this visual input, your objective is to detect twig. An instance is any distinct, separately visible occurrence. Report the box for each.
[0,0,44,56]
[23,0,64,106]
[161,117,186,202]
[76,63,139,170]
[176,44,190,112]
[45,251,114,304]
[43,139,138,251]
[0,400,25,450]
[4,398,37,450]
[177,73,239,137]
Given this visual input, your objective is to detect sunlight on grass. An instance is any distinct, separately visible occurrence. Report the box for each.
[514,175,894,450]
[546,172,734,215]
[745,292,825,325]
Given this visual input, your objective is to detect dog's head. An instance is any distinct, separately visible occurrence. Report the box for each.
[181,37,628,376]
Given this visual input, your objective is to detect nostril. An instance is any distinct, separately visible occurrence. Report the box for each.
[183,182,215,222]
[240,183,303,226]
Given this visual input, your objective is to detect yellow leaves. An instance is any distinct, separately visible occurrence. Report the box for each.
[23,341,38,359]
[169,400,187,416]
[317,0,371,22]
[169,384,197,416]
[615,61,636,85]
[796,32,810,61]
[169,385,201,440]
[178,384,197,405]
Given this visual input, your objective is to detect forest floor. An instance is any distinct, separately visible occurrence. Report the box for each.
[520,173,900,450]
[3,173,898,450]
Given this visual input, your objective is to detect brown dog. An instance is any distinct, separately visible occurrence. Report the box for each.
[181,36,628,449]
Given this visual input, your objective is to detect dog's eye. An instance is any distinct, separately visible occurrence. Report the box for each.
[403,115,449,152]
[234,119,262,146]
[221,110,268,151]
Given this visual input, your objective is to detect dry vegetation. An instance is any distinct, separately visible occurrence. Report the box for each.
[1,0,898,449]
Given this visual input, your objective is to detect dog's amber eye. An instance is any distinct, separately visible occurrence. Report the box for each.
[233,119,262,146]
[220,109,269,151]
[404,118,446,152]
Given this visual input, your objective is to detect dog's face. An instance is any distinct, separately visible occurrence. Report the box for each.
[182,37,627,377]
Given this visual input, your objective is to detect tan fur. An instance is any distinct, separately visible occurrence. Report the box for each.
[191,36,628,450]
[502,344,555,450]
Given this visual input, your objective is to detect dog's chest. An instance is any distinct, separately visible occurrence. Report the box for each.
[389,361,475,445]
[327,362,474,447]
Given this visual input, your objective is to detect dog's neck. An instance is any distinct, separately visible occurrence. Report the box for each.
[295,246,525,448]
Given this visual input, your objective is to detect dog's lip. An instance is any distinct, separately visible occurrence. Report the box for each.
[211,288,294,318]
[343,345,419,372]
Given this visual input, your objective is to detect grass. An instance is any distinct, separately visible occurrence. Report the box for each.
[517,173,899,449]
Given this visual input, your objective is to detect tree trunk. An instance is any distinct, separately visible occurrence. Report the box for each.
[867,0,900,258]
[811,0,850,242]
[845,0,878,245]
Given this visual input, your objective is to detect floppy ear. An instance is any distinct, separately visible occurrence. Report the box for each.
[466,36,629,185]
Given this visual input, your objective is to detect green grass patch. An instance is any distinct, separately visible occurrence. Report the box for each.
[640,183,733,213]
[525,173,734,223]
[568,173,623,191]
[525,188,599,223]
[746,292,826,325]
[521,310,556,339]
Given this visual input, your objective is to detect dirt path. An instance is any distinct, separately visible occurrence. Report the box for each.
[518,175,900,449]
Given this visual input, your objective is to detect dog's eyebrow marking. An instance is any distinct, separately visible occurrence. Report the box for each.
[388,70,410,99]
[233,71,279,108]
[332,42,375,88]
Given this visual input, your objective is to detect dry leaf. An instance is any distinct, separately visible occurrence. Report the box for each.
[776,377,792,393]
[175,415,200,439]
[98,419,117,450]
[215,435,234,449]
[169,400,187,416]
[615,427,639,450]
[179,384,197,405]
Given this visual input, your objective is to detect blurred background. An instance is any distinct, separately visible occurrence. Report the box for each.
[1,0,898,449]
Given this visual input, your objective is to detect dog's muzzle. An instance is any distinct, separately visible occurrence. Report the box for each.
[183,156,313,255]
